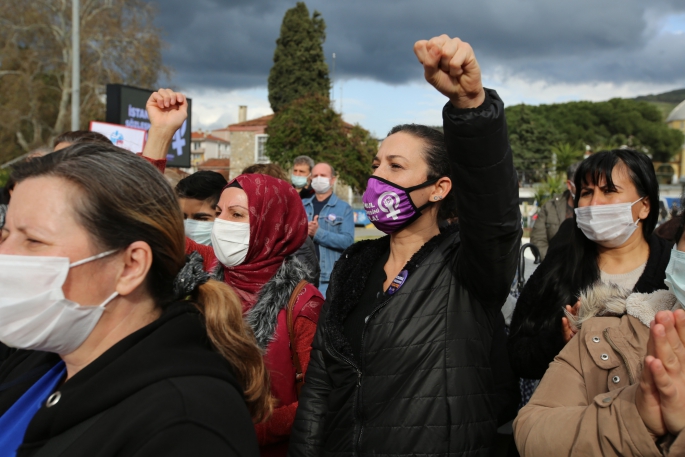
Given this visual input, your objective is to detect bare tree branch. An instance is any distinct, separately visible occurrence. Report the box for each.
[0,0,168,161]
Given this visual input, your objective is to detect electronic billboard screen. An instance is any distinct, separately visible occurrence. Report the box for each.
[106,84,191,168]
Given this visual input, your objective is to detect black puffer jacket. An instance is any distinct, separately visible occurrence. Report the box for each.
[289,90,521,457]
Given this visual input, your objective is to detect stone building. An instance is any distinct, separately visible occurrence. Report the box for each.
[227,114,274,178]
[216,106,361,205]
[189,131,230,172]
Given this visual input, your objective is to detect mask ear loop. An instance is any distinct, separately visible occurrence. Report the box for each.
[404,177,440,193]
[99,291,119,308]
[70,249,118,268]
[402,178,443,228]
[629,197,646,226]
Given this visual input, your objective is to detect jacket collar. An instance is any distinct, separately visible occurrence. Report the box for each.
[306,192,338,208]
[324,223,460,363]
[574,283,680,329]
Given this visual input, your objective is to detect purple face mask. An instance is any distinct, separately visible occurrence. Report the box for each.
[363,176,437,234]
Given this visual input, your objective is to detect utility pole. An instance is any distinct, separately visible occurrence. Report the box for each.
[71,0,80,130]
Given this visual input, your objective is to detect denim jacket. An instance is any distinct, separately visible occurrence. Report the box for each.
[303,193,355,289]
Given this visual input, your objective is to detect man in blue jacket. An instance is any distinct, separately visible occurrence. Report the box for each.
[303,162,355,296]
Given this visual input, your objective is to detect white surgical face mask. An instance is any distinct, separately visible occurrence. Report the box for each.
[184,219,214,245]
[0,250,118,355]
[291,175,308,188]
[575,197,644,248]
[211,219,250,267]
[665,247,685,308]
[311,176,331,194]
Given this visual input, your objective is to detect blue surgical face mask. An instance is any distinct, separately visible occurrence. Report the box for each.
[291,175,308,188]
[184,219,214,245]
[665,247,685,306]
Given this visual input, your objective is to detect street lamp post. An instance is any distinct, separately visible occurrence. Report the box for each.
[71,0,80,131]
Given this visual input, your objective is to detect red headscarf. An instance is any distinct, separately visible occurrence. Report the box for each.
[223,174,308,309]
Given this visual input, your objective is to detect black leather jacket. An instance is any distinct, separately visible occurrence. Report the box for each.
[289,90,521,457]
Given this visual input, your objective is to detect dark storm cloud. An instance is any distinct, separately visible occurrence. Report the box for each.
[151,0,685,90]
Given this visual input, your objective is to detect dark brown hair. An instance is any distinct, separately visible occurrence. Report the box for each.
[387,124,457,221]
[11,144,272,421]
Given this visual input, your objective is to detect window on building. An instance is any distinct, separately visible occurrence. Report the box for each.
[190,152,205,165]
[255,134,269,163]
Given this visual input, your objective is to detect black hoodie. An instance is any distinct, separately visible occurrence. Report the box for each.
[0,302,258,457]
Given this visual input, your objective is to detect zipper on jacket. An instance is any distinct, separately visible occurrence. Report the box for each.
[603,329,635,384]
[324,334,361,373]
[353,296,393,455]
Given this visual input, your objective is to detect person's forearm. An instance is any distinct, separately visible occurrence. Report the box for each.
[143,126,176,161]
[446,89,521,305]
[449,89,485,110]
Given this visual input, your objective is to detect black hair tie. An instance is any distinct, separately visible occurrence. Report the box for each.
[173,251,210,299]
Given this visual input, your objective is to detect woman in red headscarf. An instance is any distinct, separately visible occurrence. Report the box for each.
[185,174,324,457]
[140,89,324,455]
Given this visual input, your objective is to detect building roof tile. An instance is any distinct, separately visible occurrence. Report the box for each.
[191,131,230,143]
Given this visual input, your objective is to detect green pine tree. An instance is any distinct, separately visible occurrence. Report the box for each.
[265,94,377,193]
[268,2,330,113]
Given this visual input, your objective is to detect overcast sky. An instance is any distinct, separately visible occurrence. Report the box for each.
[151,0,685,138]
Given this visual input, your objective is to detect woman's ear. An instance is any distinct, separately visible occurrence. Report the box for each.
[115,241,153,296]
[638,198,651,221]
[430,177,452,201]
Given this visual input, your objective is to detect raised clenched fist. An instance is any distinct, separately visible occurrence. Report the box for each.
[414,35,485,109]
[142,88,188,160]
[146,88,188,134]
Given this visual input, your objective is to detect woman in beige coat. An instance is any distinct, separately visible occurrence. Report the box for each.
[514,214,685,456]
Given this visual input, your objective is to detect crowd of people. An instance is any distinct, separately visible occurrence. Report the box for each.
[0,34,684,457]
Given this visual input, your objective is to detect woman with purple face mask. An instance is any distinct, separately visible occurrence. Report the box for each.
[289,35,522,457]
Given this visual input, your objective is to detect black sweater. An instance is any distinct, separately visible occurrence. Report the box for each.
[508,233,672,380]
[0,302,259,457]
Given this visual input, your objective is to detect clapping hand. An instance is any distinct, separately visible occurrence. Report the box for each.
[413,35,485,109]
[636,310,685,437]
[308,216,319,238]
[561,300,581,343]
